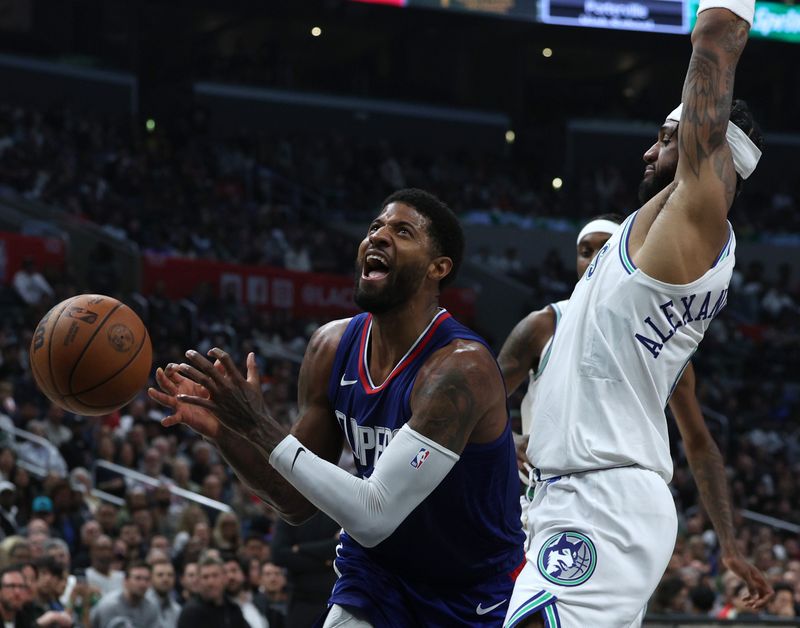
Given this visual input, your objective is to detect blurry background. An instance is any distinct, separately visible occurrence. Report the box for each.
[0,0,798,626]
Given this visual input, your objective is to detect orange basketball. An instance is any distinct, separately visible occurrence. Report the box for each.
[29,294,152,416]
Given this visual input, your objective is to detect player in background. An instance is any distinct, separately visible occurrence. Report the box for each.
[505,2,774,625]
[150,188,525,627]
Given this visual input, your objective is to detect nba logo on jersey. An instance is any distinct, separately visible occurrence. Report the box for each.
[410,447,430,469]
[537,531,597,587]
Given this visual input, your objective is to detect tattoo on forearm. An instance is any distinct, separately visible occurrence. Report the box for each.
[680,17,748,193]
[690,446,735,548]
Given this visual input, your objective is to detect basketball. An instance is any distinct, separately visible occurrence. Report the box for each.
[29,294,152,416]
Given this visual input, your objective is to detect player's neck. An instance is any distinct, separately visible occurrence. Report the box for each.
[368,299,440,378]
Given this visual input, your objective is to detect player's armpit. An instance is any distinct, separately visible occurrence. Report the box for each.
[498,308,556,396]
[408,340,507,453]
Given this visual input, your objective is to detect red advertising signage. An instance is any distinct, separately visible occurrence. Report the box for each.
[142,255,475,322]
[0,231,66,284]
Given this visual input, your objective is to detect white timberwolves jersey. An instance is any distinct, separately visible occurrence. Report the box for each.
[520,299,569,436]
[527,212,735,482]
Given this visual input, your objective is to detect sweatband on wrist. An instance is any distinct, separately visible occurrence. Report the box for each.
[666,103,761,179]
[576,219,620,245]
[697,0,754,27]
[269,424,459,548]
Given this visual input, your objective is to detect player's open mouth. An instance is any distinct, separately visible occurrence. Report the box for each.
[644,166,655,177]
[362,252,391,281]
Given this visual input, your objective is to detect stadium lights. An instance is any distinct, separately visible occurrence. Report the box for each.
[311,26,322,37]
[145,119,156,132]
[552,177,563,190]
[542,47,553,58]
[505,130,516,144]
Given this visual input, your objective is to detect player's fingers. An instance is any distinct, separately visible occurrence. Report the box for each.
[178,361,219,395]
[185,350,225,385]
[208,348,242,382]
[148,387,175,408]
[161,414,182,428]
[155,367,177,395]
[177,394,217,411]
[214,359,225,375]
[245,352,259,385]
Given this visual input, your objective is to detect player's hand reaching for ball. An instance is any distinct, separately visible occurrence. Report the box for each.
[171,348,287,454]
[148,364,222,441]
[722,552,774,610]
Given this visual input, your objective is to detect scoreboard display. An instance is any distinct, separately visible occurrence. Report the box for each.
[541,0,686,33]
[352,0,800,41]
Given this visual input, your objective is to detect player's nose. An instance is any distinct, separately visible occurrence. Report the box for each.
[643,141,659,164]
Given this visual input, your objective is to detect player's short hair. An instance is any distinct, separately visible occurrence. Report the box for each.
[381,188,464,289]
[729,99,763,197]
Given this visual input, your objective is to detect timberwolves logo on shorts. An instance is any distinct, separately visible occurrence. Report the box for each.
[537,531,597,587]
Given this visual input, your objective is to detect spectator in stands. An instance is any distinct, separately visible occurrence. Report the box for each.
[271,514,339,628]
[30,498,53,530]
[768,581,797,617]
[42,405,70,450]
[650,575,689,615]
[0,481,19,536]
[0,565,36,627]
[177,554,247,628]
[178,562,199,605]
[211,512,240,555]
[146,558,181,628]
[85,535,124,596]
[223,557,265,628]
[12,258,53,307]
[90,560,158,628]
[42,539,75,607]
[32,556,67,615]
[16,423,67,478]
[94,504,118,538]
[73,520,101,571]
[688,584,716,616]
[253,563,287,628]
[118,522,144,562]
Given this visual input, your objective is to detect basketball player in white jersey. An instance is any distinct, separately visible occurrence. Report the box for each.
[506,1,774,625]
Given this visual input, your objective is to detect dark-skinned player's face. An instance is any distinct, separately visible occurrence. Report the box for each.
[354,203,439,314]
[639,120,679,204]
[576,232,612,278]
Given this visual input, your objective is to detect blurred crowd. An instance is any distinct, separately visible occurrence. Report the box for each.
[0,100,799,625]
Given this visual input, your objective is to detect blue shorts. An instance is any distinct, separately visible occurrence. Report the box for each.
[318,542,525,627]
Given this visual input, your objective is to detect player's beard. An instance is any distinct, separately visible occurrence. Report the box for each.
[638,167,673,205]
[354,260,427,314]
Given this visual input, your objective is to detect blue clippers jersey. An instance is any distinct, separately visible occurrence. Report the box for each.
[327,309,524,586]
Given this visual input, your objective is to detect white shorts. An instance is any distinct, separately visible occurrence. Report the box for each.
[506,466,677,628]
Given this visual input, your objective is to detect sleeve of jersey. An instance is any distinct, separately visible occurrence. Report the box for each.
[268,424,459,548]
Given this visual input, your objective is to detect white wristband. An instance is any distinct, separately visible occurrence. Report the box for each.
[697,0,754,27]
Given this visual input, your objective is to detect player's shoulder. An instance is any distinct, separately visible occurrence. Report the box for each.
[308,317,354,350]
[517,305,558,340]
[421,336,498,382]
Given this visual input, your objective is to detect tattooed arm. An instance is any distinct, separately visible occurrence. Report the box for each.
[633,7,750,283]
[409,339,509,449]
[262,340,504,547]
[498,308,556,397]
[670,363,773,609]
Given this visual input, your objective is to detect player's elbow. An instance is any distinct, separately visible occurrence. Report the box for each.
[346,520,398,548]
[691,14,747,55]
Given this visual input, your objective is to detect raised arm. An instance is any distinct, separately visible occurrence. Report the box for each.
[497,308,556,397]
[633,3,751,283]
[669,362,772,609]
[676,7,749,214]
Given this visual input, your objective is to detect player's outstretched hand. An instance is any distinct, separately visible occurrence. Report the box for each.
[148,363,222,441]
[722,553,774,610]
[176,348,287,453]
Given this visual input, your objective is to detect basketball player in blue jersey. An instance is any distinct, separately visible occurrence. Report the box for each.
[149,188,526,627]
[505,2,774,626]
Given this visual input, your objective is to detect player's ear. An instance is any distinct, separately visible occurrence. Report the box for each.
[428,256,453,284]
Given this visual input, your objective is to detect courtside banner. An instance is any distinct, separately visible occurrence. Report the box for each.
[141,255,475,322]
[0,231,66,283]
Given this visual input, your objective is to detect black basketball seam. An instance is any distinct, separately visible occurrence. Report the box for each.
[68,326,150,397]
[45,298,75,398]
[67,302,124,394]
